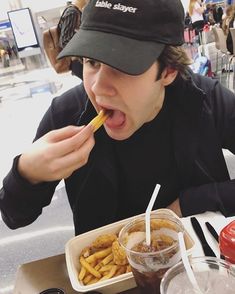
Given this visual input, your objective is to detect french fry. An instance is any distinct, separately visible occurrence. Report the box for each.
[94,262,102,271]
[83,273,93,285]
[85,247,112,263]
[100,265,117,281]
[114,265,127,277]
[78,232,131,286]
[86,277,99,285]
[99,264,115,272]
[101,253,114,265]
[80,256,102,279]
[89,110,111,132]
[78,266,86,281]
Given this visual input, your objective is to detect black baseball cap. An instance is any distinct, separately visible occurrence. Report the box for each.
[58,0,185,75]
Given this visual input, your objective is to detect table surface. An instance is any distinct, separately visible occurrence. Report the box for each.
[13,212,235,294]
[13,253,138,294]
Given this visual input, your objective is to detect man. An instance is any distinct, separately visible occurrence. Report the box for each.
[1,0,235,235]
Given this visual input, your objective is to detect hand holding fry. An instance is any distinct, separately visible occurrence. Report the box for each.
[18,125,95,184]
[18,109,111,184]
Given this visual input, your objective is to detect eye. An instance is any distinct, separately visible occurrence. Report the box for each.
[83,58,101,68]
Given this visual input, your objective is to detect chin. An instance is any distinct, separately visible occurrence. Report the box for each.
[104,126,135,141]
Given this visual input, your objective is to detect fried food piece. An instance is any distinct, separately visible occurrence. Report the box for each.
[80,256,102,279]
[89,110,111,132]
[83,273,93,285]
[78,266,86,280]
[80,246,92,258]
[92,234,117,249]
[99,264,115,272]
[86,277,99,285]
[99,265,117,281]
[78,232,131,286]
[114,265,127,276]
[85,247,112,263]
[101,252,114,265]
[112,240,128,265]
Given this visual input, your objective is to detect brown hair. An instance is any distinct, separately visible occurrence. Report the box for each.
[188,0,197,16]
[156,45,193,80]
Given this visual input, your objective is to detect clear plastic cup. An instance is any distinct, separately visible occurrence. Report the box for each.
[119,209,185,294]
[160,256,235,294]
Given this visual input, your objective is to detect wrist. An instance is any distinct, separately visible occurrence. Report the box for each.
[18,154,41,184]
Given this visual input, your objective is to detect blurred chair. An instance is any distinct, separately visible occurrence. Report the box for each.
[212,27,231,83]
[212,27,220,74]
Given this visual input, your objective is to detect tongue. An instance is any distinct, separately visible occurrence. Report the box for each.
[106,110,125,128]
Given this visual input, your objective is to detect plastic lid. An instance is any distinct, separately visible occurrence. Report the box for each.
[219,220,235,263]
[39,288,65,294]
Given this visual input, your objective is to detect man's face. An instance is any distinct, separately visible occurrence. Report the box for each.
[83,59,168,140]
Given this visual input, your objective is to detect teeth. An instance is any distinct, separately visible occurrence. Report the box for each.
[89,110,111,132]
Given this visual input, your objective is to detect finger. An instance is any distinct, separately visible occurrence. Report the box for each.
[54,136,95,178]
[46,125,84,143]
[48,124,94,157]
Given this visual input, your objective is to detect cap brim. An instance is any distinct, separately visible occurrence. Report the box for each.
[58,29,165,75]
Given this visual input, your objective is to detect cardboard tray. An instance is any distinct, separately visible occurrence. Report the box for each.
[65,209,195,294]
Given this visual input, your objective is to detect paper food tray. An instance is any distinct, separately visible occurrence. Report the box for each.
[65,209,195,294]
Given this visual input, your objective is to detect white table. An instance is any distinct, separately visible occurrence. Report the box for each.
[181,211,235,258]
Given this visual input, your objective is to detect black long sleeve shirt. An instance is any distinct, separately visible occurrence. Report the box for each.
[1,72,235,234]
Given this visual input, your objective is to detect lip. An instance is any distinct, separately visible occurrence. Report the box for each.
[97,103,115,113]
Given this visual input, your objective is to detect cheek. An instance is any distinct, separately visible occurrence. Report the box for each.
[83,73,94,98]
[83,76,98,112]
[83,72,90,92]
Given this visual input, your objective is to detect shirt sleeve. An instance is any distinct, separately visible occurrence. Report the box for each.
[0,156,59,229]
[180,80,235,217]
[0,84,87,229]
[0,96,61,229]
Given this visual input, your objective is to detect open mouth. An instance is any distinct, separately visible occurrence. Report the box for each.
[102,107,126,129]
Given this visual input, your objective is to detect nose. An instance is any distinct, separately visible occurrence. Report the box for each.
[91,64,117,98]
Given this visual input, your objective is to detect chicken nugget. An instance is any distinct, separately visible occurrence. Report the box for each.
[92,234,117,249]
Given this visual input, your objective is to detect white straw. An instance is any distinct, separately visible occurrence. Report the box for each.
[178,232,203,294]
[145,184,161,246]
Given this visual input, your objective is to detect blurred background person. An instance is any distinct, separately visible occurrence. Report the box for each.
[58,0,88,79]
[206,4,216,25]
[221,5,235,54]
[216,5,224,25]
[188,0,205,37]
[222,5,235,35]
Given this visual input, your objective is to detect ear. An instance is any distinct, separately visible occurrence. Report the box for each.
[161,67,178,86]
